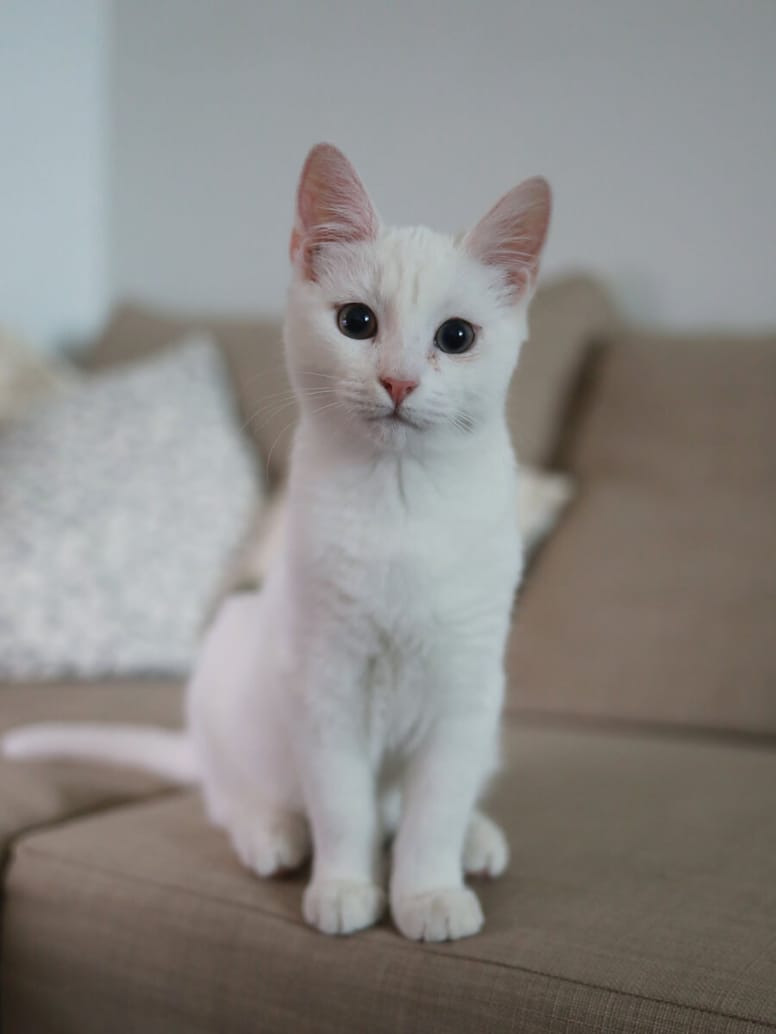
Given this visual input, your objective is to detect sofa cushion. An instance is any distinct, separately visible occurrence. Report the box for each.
[4,719,775,1033]
[86,274,615,483]
[0,680,182,863]
[508,329,776,735]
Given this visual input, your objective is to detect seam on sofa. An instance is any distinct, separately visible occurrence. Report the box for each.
[0,786,183,872]
[10,844,776,1033]
[505,708,776,753]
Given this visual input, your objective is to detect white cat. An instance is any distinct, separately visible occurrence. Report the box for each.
[3,144,551,942]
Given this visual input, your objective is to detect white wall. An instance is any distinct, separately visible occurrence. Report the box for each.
[0,0,110,351]
[2,2,775,347]
[109,0,776,331]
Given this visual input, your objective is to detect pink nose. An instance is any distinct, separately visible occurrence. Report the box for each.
[379,377,418,407]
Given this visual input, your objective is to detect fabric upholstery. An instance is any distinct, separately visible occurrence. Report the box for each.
[507,273,618,466]
[0,679,182,863]
[3,719,776,1033]
[87,274,614,482]
[508,329,776,734]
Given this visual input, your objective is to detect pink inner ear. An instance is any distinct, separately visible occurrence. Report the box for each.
[465,177,552,299]
[291,144,379,279]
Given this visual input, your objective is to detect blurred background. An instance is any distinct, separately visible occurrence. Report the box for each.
[2,0,775,353]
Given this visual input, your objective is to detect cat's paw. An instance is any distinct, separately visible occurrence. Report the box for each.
[463,811,509,879]
[303,879,386,935]
[392,887,484,941]
[229,812,310,877]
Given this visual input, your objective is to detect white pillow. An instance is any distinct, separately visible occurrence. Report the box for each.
[0,337,261,679]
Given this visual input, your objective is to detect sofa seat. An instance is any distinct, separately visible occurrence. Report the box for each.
[3,718,775,1034]
[0,679,183,863]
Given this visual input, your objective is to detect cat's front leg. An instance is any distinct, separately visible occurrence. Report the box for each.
[295,700,385,936]
[391,697,501,942]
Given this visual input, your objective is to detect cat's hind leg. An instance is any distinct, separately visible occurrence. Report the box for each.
[203,778,310,878]
[463,809,509,879]
[227,805,311,877]
[379,791,509,877]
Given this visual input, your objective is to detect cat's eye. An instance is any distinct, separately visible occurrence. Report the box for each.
[337,303,378,340]
[434,318,476,355]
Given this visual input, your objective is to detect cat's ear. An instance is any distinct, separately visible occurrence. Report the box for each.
[464,177,551,300]
[290,143,380,279]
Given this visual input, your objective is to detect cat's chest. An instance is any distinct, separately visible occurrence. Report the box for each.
[362,637,434,762]
[344,507,517,626]
[331,516,478,634]
[294,454,522,638]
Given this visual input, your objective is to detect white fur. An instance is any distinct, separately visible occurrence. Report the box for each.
[2,723,196,782]
[2,146,550,941]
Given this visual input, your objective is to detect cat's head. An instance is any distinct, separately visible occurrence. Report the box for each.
[285,144,550,453]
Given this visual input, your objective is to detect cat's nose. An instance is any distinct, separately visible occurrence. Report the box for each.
[379,377,418,407]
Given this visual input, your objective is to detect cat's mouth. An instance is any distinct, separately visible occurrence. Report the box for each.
[369,410,422,430]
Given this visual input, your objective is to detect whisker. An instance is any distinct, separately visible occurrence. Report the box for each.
[309,399,346,418]
[264,413,302,480]
[240,398,296,434]
[242,386,344,433]
[297,370,342,381]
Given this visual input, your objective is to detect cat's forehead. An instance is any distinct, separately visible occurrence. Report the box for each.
[319,225,492,319]
[371,227,471,312]
[375,226,459,288]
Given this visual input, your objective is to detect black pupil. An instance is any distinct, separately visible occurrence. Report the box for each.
[338,303,376,339]
[436,318,474,354]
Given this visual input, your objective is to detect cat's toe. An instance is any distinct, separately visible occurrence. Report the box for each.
[230,813,310,877]
[392,886,484,941]
[303,879,385,935]
[463,812,509,878]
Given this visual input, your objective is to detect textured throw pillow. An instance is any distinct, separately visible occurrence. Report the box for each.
[0,337,260,679]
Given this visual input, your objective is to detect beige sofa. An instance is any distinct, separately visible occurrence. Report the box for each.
[2,280,775,1033]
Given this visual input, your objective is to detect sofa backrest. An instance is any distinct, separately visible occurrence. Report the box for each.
[508,328,776,736]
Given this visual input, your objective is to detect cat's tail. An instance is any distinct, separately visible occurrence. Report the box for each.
[1,723,198,784]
